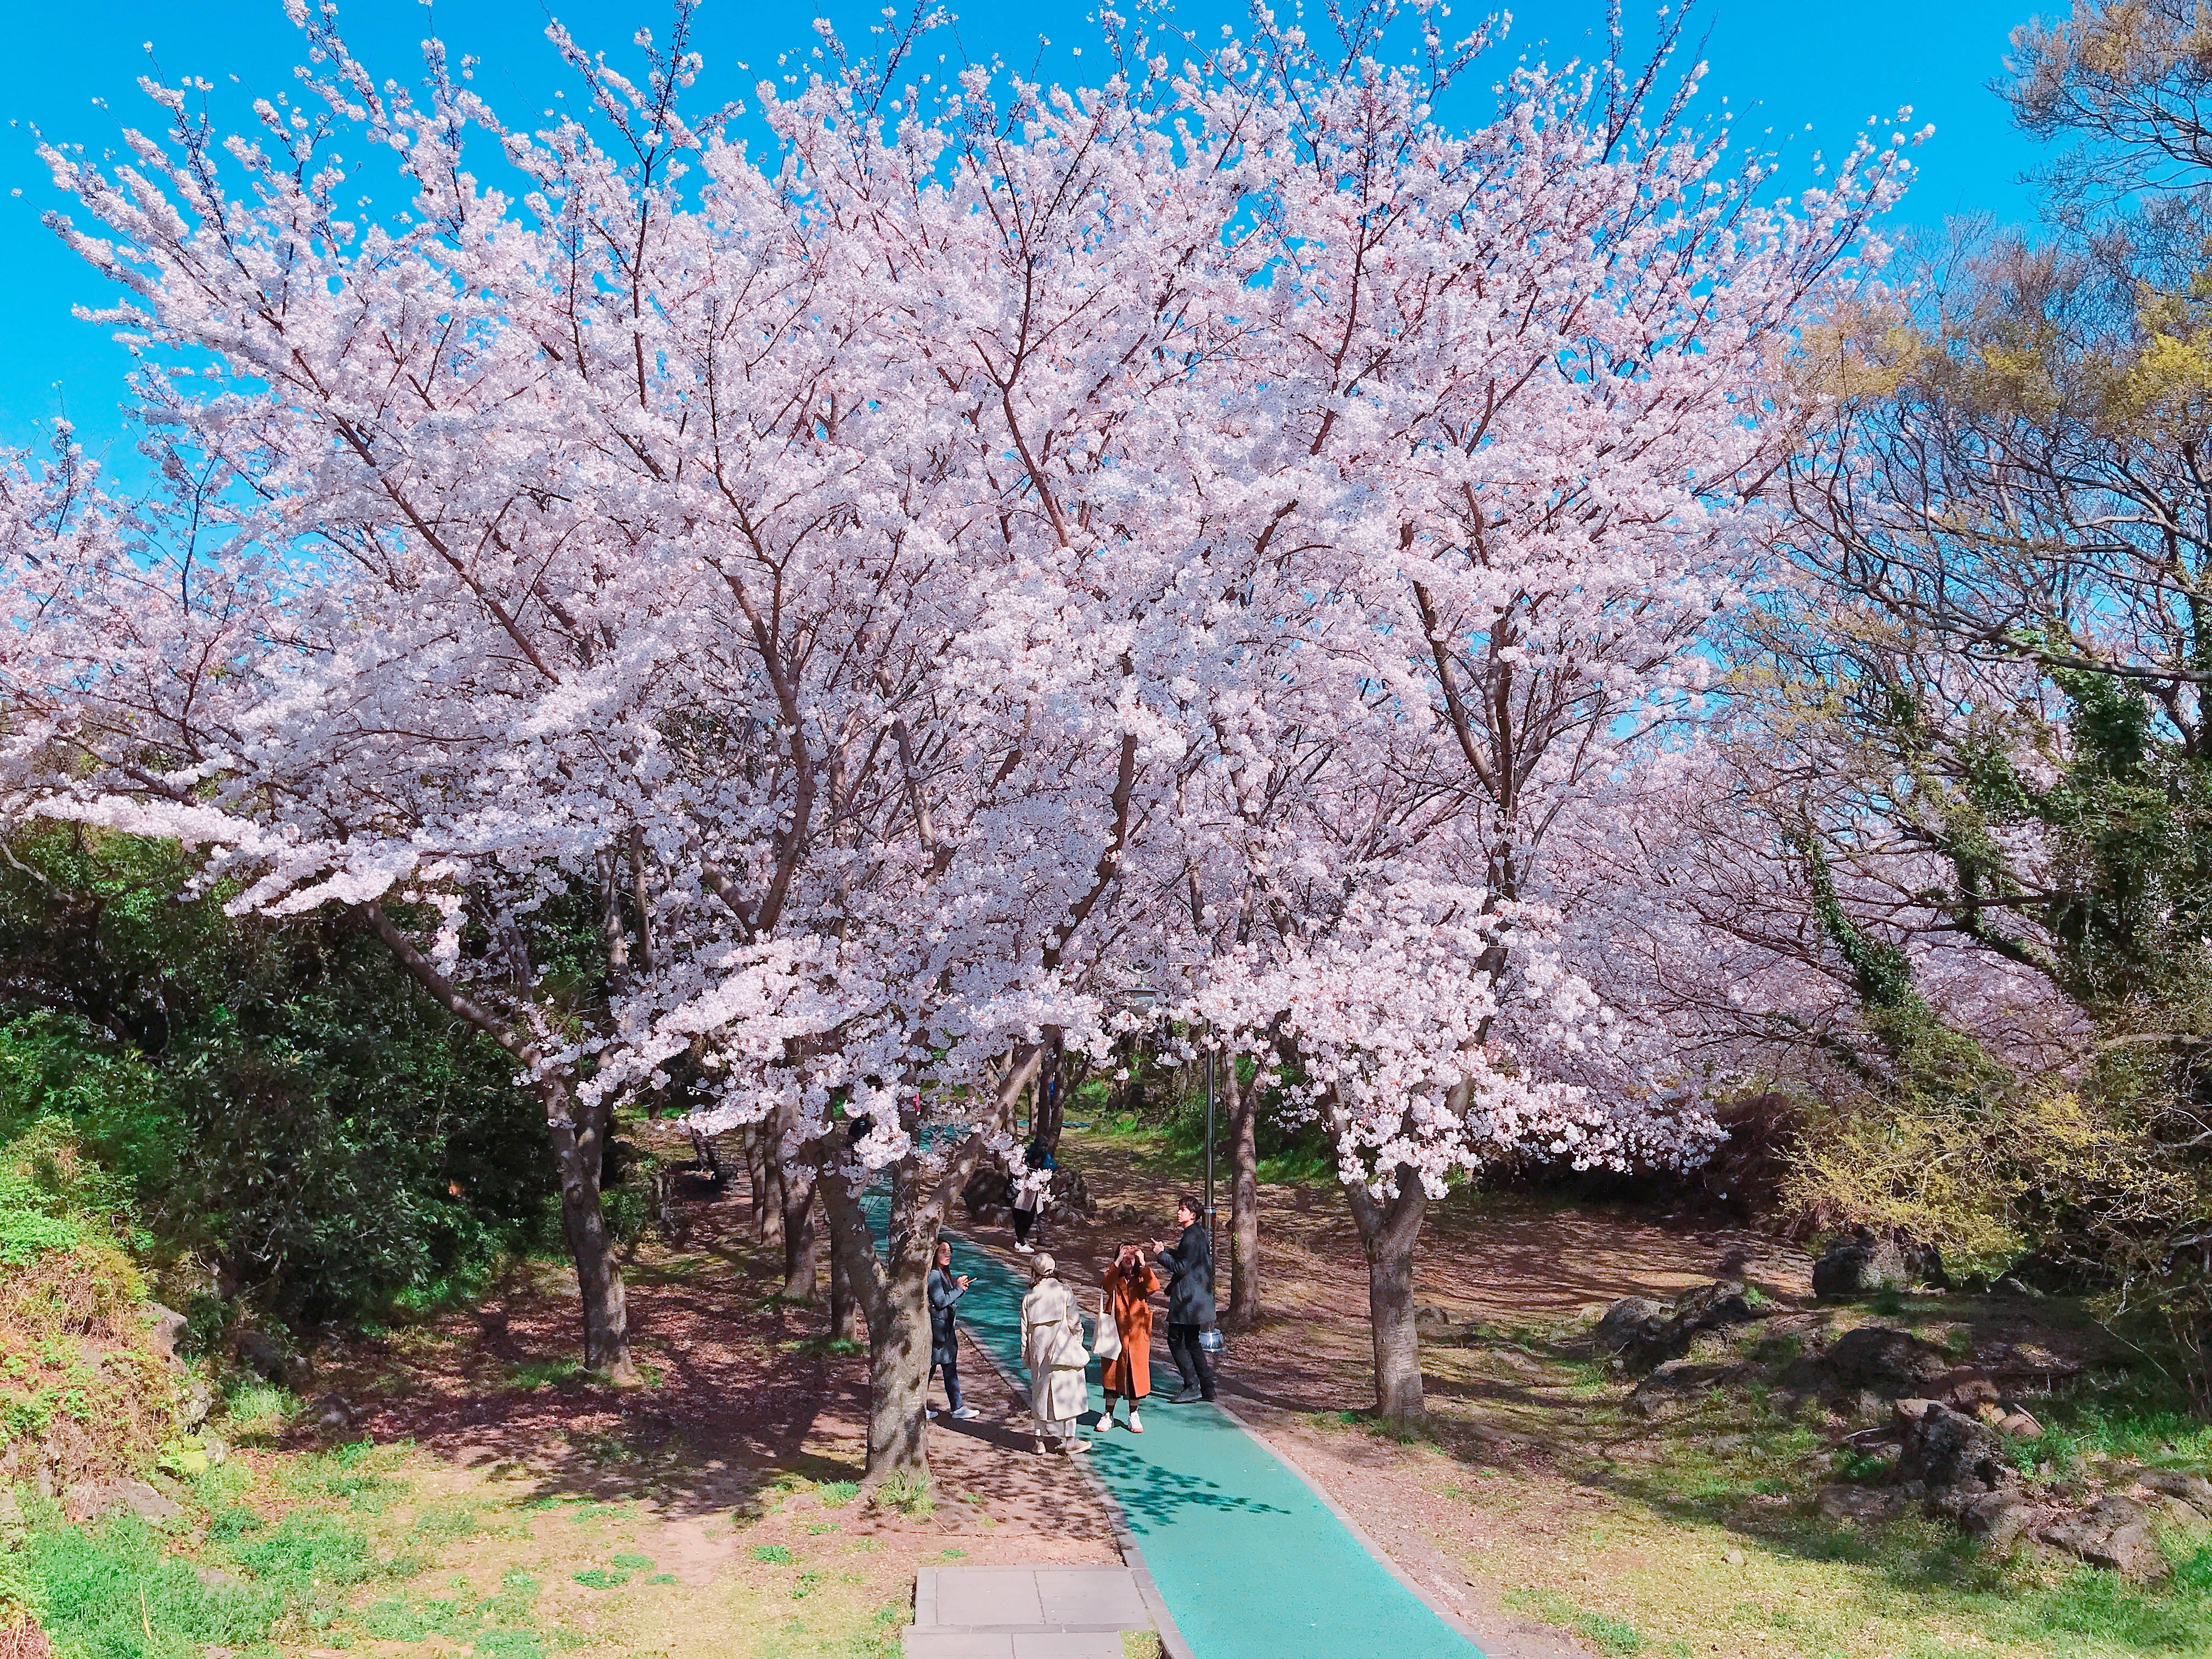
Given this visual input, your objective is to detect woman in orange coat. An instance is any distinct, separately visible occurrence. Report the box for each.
[1097,1242,1161,1433]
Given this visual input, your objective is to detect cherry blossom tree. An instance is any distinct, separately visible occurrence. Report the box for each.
[0,0,1918,1458]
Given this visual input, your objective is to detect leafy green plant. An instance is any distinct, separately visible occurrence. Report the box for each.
[870,1470,933,1519]
[751,1544,795,1565]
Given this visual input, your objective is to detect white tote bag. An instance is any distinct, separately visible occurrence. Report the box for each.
[1092,1290,1124,1362]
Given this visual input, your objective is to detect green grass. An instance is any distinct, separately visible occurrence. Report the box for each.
[1505,1588,1647,1655]
[17,1511,283,1657]
[219,1380,297,1431]
[507,1358,610,1390]
[571,1566,629,1588]
[753,1544,796,1565]
[817,1480,860,1506]
[610,1551,654,1570]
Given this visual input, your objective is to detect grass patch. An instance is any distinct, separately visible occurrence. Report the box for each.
[870,1470,933,1520]
[507,1357,610,1390]
[1506,1588,1647,1655]
[753,1543,796,1565]
[219,1379,297,1432]
[18,1510,283,1656]
[571,1566,629,1588]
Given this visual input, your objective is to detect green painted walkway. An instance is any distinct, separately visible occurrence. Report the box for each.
[940,1231,1483,1659]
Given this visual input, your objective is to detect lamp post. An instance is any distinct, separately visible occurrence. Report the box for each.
[1204,1045,1217,1261]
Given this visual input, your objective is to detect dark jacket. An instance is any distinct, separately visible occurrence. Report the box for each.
[1156,1221,1216,1326]
[928,1265,965,1365]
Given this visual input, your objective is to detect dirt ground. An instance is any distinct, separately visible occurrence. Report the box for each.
[292,1146,1120,1655]
[272,1124,2180,1659]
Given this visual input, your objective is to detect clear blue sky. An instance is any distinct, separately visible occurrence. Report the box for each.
[1,0,2053,462]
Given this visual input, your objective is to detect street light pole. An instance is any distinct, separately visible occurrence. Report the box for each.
[1204,1045,1217,1257]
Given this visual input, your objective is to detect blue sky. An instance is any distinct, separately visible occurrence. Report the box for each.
[1,0,2052,463]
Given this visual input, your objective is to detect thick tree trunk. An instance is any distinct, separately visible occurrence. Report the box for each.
[782,1174,823,1304]
[1342,1162,1426,1429]
[551,1091,637,1381]
[821,1166,942,1486]
[815,1048,1042,1487]
[760,1126,788,1251]
[830,1243,860,1343]
[1224,1058,1262,1330]
[862,1250,932,1476]
[741,1125,775,1243]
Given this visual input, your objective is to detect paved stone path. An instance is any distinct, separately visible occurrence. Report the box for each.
[903,1565,1153,1658]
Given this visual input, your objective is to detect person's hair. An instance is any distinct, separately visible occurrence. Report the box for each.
[933,1238,952,1262]
[1175,1193,1201,1218]
[1030,1252,1057,1280]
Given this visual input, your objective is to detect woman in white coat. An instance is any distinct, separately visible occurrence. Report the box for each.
[1019,1253,1092,1455]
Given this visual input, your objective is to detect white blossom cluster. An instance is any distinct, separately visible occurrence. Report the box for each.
[0,4,1912,1196]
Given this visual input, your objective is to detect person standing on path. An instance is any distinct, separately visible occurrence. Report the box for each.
[1096,1242,1160,1434]
[1011,1136,1055,1253]
[926,1240,978,1421]
[1019,1252,1092,1454]
[1150,1195,1217,1403]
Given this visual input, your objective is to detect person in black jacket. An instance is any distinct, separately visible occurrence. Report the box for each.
[1149,1195,1217,1403]
[926,1239,978,1420]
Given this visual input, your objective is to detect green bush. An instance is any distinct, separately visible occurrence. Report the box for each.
[0,827,563,1331]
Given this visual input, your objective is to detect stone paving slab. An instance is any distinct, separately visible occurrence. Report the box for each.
[902,1633,1126,1658]
[905,1566,1153,1658]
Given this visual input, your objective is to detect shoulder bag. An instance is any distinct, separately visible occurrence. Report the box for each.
[1092,1288,1124,1361]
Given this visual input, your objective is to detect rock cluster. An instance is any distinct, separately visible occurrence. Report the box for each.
[1598,1279,1767,1378]
[1810,1229,1949,1301]
[1595,1271,2212,1580]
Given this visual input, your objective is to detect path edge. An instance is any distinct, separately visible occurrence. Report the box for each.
[947,1260,1197,1659]
[1212,1392,1488,1652]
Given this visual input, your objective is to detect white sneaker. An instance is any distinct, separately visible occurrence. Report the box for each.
[1063,1440,1092,1455]
[1096,1413,1115,1432]
[1013,1242,1035,1254]
[951,1406,979,1420]
[926,1408,938,1419]
[1126,1410,1143,1434]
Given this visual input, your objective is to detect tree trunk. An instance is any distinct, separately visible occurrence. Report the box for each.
[357,901,635,1384]
[760,1126,788,1251]
[741,1125,775,1243]
[1224,1057,1262,1330]
[821,1165,941,1485]
[830,1243,860,1343]
[782,1161,823,1304]
[551,1091,638,1381]
[1342,1162,1426,1429]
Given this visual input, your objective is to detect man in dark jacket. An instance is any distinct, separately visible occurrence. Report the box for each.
[927,1239,978,1420]
[1150,1195,1217,1403]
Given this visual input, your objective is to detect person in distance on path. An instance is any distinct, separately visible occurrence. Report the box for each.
[1019,1252,1093,1454]
[1011,1135,1055,1253]
[1097,1241,1160,1434]
[1150,1195,1217,1403]
[925,1239,978,1421]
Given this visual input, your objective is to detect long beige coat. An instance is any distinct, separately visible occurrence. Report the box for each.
[1020,1276,1091,1424]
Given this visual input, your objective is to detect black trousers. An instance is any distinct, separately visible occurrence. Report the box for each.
[1167,1321,1216,1400]
[1013,1205,1036,1244]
